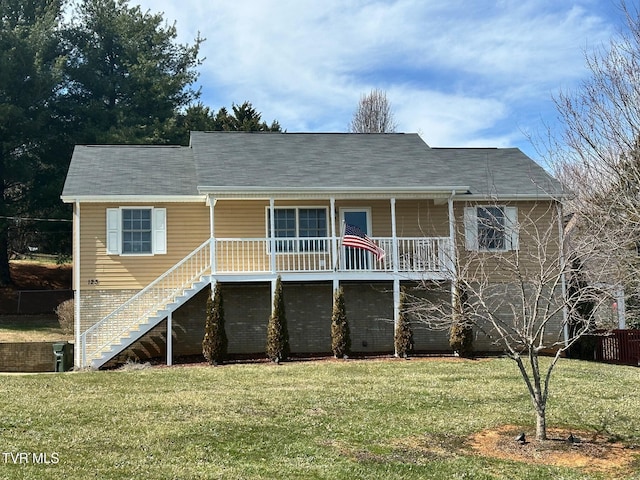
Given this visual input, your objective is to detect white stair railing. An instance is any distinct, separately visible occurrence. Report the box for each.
[81,239,211,366]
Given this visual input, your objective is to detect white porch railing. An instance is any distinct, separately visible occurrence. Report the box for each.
[214,236,452,274]
[81,239,211,366]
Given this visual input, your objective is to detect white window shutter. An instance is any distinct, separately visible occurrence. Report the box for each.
[463,207,478,251]
[153,208,167,254]
[505,207,519,251]
[106,208,121,255]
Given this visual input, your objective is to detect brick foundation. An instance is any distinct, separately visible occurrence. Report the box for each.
[0,342,70,373]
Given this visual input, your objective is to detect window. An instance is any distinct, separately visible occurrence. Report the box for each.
[106,207,166,255]
[122,209,152,254]
[267,207,328,252]
[477,206,505,250]
[464,205,518,251]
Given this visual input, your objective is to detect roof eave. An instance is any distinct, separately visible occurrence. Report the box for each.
[197,185,471,200]
[456,193,564,201]
[60,195,206,204]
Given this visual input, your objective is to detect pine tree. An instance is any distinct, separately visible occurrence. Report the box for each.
[202,283,227,365]
[266,276,289,363]
[331,287,350,358]
[394,288,414,358]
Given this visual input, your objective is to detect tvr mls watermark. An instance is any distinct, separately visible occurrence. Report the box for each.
[2,452,59,465]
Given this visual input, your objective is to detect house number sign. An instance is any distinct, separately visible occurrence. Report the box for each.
[87,279,100,286]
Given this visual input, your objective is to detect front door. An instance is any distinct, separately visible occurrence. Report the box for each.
[341,209,371,270]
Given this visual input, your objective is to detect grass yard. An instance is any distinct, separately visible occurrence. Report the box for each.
[0,315,72,342]
[0,358,638,479]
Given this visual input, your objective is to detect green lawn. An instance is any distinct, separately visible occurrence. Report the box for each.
[0,315,72,342]
[0,358,638,479]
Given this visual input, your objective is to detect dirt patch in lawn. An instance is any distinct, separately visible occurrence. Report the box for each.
[469,425,639,477]
[0,260,72,314]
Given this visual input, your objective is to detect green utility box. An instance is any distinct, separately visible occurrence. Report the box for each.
[53,342,74,372]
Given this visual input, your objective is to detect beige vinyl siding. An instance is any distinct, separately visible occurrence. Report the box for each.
[215,200,271,238]
[455,200,562,283]
[80,202,209,290]
[395,200,449,237]
[213,199,451,239]
[336,200,391,236]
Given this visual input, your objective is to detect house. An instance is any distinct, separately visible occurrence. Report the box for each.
[61,132,563,369]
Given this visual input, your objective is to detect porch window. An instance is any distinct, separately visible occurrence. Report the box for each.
[268,207,328,252]
[464,205,518,251]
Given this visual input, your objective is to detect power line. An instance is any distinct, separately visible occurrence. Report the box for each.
[0,215,72,223]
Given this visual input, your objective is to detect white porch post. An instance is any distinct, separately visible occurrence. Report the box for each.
[393,278,400,356]
[331,197,337,273]
[209,196,216,274]
[391,198,398,274]
[331,197,339,292]
[616,286,626,329]
[74,201,82,368]
[166,312,173,366]
[391,198,401,356]
[269,198,276,274]
[448,192,457,322]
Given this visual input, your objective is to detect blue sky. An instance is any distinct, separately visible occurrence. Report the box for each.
[134,0,623,161]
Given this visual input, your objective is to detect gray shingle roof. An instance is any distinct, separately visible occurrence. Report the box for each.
[62,145,197,197]
[61,132,561,199]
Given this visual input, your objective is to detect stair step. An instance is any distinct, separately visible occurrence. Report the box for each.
[84,274,212,367]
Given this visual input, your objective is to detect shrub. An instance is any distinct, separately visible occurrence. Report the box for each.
[202,283,228,365]
[331,287,350,358]
[449,323,473,357]
[55,299,74,334]
[266,276,289,363]
[394,288,414,358]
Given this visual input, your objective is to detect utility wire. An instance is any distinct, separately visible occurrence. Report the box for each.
[0,215,72,223]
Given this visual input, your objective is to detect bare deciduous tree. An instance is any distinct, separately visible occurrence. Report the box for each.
[349,88,397,133]
[405,202,611,441]
[545,2,640,327]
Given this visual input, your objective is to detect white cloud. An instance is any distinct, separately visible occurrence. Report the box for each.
[135,0,619,157]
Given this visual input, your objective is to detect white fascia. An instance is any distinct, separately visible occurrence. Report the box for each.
[60,195,207,204]
[197,186,471,200]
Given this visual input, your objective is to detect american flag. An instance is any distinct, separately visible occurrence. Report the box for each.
[342,223,385,261]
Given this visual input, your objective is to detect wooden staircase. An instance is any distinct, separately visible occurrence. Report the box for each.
[80,240,212,369]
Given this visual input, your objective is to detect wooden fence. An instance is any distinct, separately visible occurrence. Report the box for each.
[595,330,640,367]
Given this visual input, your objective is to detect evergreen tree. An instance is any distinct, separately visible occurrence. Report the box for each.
[0,0,66,285]
[62,0,202,145]
[266,276,289,363]
[449,284,473,357]
[394,288,414,358]
[202,283,228,365]
[330,288,350,358]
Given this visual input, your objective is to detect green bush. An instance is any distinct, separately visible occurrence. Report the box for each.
[394,288,413,358]
[202,283,228,365]
[331,287,350,358]
[266,276,289,363]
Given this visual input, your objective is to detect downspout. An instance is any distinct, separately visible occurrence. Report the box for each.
[74,201,81,368]
[558,201,569,345]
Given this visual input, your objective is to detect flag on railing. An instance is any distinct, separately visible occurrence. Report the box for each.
[342,223,385,261]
